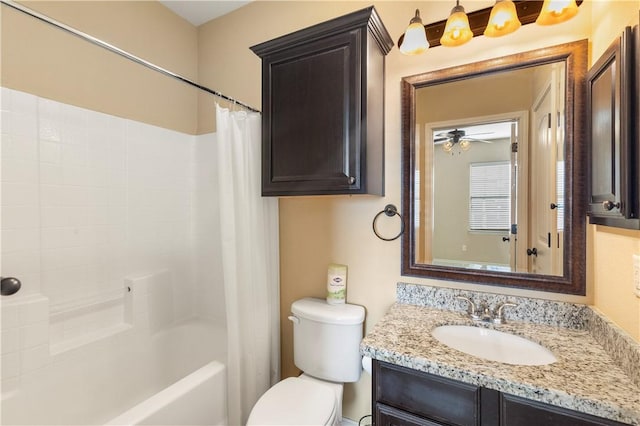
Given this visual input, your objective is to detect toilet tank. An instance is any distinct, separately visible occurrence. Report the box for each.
[290,297,365,383]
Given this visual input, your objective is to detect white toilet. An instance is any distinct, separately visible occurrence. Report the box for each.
[247,297,365,426]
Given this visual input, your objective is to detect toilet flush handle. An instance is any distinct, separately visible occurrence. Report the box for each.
[287,315,299,324]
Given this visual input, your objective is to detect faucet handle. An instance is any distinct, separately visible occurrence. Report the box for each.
[492,302,517,324]
[455,296,481,321]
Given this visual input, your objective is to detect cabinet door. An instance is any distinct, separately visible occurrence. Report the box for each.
[500,393,628,426]
[262,30,362,195]
[374,361,482,426]
[587,26,638,228]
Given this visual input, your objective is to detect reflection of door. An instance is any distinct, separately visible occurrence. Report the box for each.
[530,76,559,275]
[509,123,518,272]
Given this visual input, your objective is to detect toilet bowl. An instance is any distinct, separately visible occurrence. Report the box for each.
[246,374,342,426]
[247,298,365,426]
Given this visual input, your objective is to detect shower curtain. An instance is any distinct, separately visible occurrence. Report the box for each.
[215,104,280,425]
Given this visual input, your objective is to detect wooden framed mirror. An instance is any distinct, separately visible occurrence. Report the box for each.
[401,40,588,294]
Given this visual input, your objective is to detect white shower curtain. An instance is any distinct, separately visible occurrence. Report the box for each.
[215,104,280,425]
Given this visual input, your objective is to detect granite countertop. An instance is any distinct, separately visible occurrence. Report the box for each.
[361,302,640,425]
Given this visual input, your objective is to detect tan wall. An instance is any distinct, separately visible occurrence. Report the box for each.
[1,1,199,134]
[590,1,640,342]
[198,1,598,421]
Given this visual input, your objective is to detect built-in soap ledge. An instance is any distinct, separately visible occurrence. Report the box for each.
[49,289,130,355]
[49,289,125,323]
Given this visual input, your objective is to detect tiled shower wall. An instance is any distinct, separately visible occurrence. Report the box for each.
[1,87,223,387]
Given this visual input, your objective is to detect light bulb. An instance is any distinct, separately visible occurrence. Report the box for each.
[400,9,429,55]
[484,0,521,37]
[440,3,473,47]
[536,0,579,25]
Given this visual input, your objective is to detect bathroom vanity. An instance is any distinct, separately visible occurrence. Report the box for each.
[361,284,640,426]
[374,361,627,425]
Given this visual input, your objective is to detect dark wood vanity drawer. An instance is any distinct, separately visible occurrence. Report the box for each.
[500,393,629,426]
[374,361,481,426]
[376,403,446,426]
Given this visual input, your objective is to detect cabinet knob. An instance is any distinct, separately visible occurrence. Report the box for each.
[348,176,356,185]
[550,203,558,210]
[526,248,538,257]
[602,200,621,211]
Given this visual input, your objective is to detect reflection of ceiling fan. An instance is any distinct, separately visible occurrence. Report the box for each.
[434,129,494,154]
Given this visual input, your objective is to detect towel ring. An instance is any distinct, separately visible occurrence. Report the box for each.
[372,204,405,241]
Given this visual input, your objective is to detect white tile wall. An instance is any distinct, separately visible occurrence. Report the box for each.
[1,88,209,385]
[194,133,225,323]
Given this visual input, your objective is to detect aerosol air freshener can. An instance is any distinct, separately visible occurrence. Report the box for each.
[326,263,347,304]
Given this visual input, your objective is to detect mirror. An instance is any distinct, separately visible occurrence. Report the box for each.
[401,40,588,294]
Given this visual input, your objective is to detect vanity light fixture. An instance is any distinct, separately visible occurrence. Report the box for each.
[484,0,521,37]
[536,0,579,25]
[399,9,429,55]
[440,0,473,47]
[398,1,583,51]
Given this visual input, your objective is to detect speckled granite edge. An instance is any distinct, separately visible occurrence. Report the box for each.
[397,282,589,329]
[587,307,640,387]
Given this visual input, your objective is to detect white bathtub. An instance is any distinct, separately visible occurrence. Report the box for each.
[106,361,227,426]
[1,319,227,425]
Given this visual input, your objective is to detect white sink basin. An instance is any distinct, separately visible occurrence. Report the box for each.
[431,325,557,366]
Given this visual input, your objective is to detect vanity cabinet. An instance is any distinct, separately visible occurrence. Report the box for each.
[250,7,393,196]
[587,26,639,229]
[373,360,628,426]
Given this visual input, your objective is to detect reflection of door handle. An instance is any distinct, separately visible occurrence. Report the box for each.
[602,200,620,211]
[526,248,538,257]
[502,237,510,242]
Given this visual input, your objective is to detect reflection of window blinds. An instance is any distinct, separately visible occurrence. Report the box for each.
[556,161,565,231]
[469,162,511,231]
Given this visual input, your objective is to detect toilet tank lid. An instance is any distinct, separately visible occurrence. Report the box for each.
[292,297,365,325]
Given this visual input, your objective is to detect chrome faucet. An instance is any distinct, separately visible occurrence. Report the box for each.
[456,296,517,324]
[455,296,481,321]
[492,302,517,324]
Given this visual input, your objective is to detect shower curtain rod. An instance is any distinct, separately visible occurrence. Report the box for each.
[1,0,261,113]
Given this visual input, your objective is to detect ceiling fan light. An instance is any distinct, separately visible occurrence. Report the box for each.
[459,140,471,151]
[443,140,454,153]
[484,0,521,38]
[400,9,429,55]
[440,3,473,47]
[536,0,579,25]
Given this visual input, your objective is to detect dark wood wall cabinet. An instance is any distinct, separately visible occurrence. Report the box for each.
[587,25,639,229]
[373,360,628,426]
[250,7,393,196]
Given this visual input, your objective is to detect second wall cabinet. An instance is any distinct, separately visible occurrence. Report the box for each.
[587,24,639,229]
[250,7,393,196]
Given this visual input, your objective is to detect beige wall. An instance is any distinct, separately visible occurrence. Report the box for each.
[589,0,640,343]
[1,1,199,134]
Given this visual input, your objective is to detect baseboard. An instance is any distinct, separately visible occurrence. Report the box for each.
[342,415,372,426]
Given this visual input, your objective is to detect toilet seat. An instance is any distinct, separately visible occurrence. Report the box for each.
[247,377,337,425]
